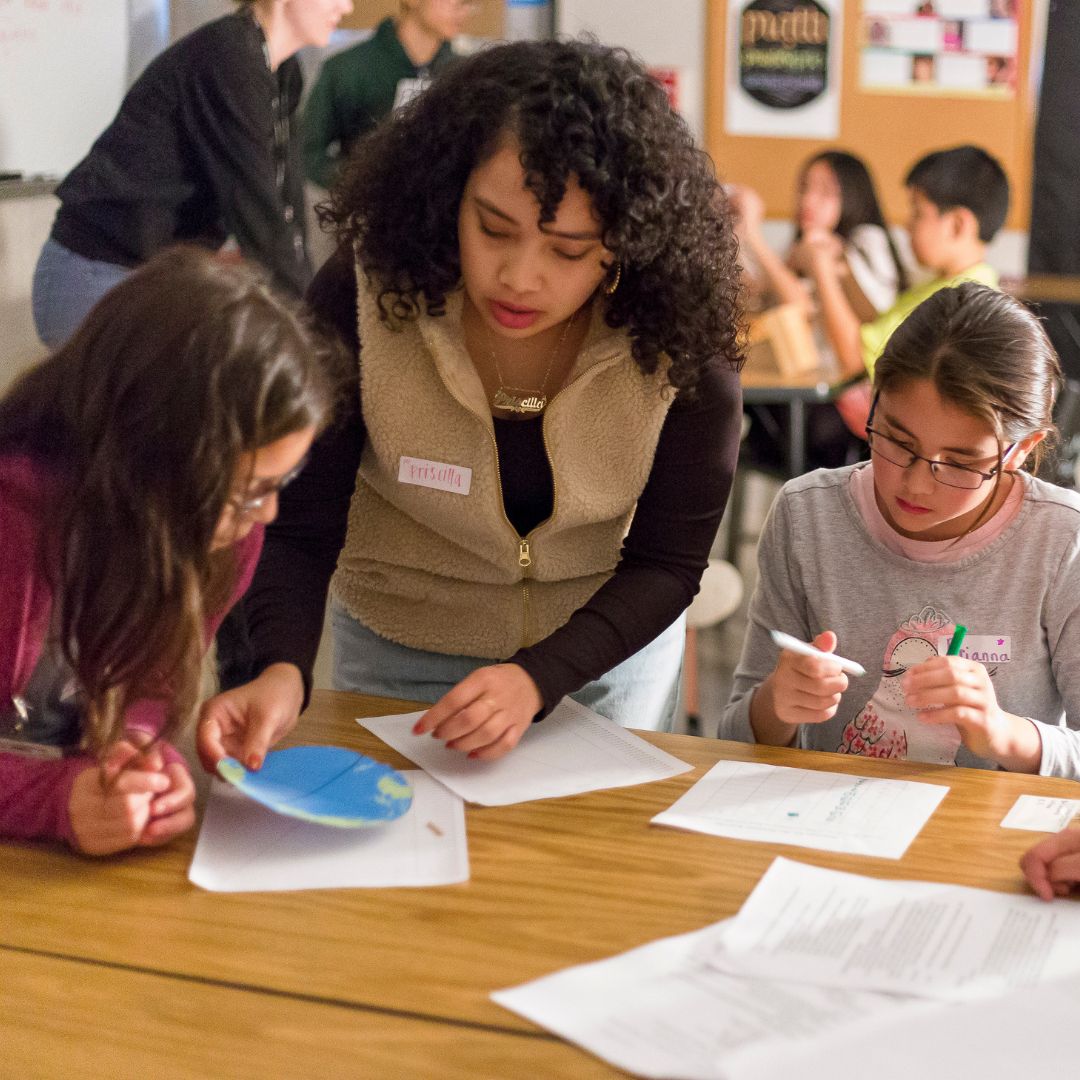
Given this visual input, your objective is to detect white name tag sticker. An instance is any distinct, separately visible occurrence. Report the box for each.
[936,635,1012,663]
[398,456,472,496]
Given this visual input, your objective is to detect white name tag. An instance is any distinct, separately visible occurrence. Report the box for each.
[936,635,1012,663]
[398,456,472,495]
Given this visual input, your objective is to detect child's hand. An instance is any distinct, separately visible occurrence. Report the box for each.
[902,657,1039,768]
[68,741,172,856]
[1020,827,1080,901]
[727,184,764,233]
[142,758,197,846]
[412,663,541,761]
[770,630,849,727]
[197,662,304,773]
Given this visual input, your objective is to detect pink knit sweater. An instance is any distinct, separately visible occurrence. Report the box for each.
[0,454,263,845]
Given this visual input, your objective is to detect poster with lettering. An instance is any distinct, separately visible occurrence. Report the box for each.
[725,0,843,138]
[860,0,1020,98]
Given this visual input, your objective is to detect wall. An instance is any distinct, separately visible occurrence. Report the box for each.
[556,0,707,143]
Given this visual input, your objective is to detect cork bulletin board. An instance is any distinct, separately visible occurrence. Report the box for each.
[705,0,1036,229]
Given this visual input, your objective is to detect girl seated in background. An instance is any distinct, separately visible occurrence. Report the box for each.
[732,151,908,470]
[731,149,908,329]
[0,248,334,855]
[722,284,1080,779]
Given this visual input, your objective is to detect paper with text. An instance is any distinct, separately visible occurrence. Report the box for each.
[493,921,929,1080]
[360,698,692,806]
[709,857,1080,1001]
[188,770,468,892]
[1000,794,1080,832]
[652,761,947,859]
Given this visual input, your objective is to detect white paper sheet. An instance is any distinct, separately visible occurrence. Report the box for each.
[709,857,1080,1001]
[652,761,947,859]
[1000,794,1080,832]
[188,770,468,892]
[359,698,692,806]
[730,972,1080,1080]
[493,921,928,1080]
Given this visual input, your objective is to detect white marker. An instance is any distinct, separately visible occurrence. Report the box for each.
[769,630,866,677]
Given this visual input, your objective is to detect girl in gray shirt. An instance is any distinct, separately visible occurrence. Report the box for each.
[723,284,1080,779]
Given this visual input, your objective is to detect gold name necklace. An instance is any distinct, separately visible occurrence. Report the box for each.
[488,311,576,415]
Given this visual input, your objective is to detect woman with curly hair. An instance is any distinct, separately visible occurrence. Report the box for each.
[198,39,743,768]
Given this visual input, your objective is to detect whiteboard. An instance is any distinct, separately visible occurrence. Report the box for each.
[0,0,128,177]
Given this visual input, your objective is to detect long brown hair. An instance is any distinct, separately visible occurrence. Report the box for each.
[0,247,336,754]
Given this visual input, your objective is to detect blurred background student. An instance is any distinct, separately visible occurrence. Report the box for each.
[303,0,477,191]
[31,0,353,352]
[730,150,907,470]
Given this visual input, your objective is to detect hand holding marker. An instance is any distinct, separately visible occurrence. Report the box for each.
[769,630,866,677]
[946,624,967,657]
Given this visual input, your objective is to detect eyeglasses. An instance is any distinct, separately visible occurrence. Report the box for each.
[228,456,308,517]
[864,427,1015,490]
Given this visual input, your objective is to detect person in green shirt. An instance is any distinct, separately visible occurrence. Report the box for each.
[807,144,1010,383]
[303,2,473,190]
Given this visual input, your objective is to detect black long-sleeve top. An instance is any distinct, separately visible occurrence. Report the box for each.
[51,12,310,297]
[245,249,743,711]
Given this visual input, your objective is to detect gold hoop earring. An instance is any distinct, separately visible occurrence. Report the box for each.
[603,262,622,296]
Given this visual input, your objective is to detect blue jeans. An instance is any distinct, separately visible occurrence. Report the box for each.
[32,237,132,350]
[331,601,686,733]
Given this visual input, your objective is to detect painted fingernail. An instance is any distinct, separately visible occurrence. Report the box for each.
[247,754,261,770]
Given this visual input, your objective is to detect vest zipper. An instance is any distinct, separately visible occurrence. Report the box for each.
[459,353,623,649]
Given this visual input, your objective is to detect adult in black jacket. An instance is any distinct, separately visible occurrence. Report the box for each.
[32,0,352,349]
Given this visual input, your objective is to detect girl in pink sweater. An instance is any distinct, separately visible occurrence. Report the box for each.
[0,247,334,855]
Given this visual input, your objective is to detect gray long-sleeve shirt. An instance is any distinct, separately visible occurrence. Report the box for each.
[721,465,1080,779]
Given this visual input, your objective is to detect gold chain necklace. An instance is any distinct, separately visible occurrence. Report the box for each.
[489,312,576,415]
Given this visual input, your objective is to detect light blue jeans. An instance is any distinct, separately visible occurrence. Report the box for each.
[331,601,686,733]
[32,237,132,350]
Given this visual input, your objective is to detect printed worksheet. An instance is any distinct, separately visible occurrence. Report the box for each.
[360,698,691,806]
[1000,794,1080,832]
[652,761,948,858]
[708,857,1080,1001]
[493,921,929,1080]
[188,770,468,892]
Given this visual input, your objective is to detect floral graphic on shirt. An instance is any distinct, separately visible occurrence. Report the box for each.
[838,605,961,764]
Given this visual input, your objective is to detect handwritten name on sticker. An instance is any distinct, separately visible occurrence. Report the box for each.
[398,457,472,496]
[936,635,1012,663]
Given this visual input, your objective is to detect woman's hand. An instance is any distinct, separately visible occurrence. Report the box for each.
[1021,827,1080,901]
[67,740,174,856]
[903,657,1041,771]
[196,662,305,773]
[412,663,542,761]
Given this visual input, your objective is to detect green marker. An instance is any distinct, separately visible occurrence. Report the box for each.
[947,624,967,656]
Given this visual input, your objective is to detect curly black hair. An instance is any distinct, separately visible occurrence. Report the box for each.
[322,38,743,392]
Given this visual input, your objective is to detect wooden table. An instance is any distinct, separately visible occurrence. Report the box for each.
[741,366,841,479]
[3,689,1076,1077]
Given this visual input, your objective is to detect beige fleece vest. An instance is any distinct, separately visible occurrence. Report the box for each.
[330,280,674,658]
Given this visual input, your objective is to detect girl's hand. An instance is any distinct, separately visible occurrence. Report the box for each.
[1020,827,1080,901]
[196,662,304,773]
[902,657,1041,769]
[67,741,172,856]
[770,630,849,727]
[142,760,197,846]
[727,184,764,233]
[412,663,542,761]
